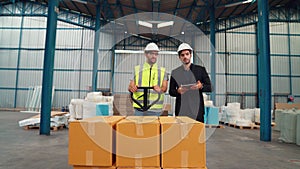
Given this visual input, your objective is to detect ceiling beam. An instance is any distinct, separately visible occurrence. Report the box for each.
[186,0,197,21]
[173,0,180,15]
[152,0,160,12]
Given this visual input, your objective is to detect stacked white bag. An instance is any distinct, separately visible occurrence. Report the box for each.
[69,99,85,120]
[297,113,300,146]
[69,92,114,120]
[274,109,283,131]
[83,92,113,119]
[226,102,241,124]
[236,109,254,126]
[203,93,214,107]
[243,109,255,122]
[277,109,300,145]
[220,105,228,123]
[220,102,260,126]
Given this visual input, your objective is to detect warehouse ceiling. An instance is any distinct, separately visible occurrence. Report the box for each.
[0,0,297,24]
[0,0,298,41]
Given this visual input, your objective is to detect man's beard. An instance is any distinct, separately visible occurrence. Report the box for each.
[183,58,190,64]
[148,58,156,64]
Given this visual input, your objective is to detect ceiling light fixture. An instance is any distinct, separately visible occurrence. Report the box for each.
[72,0,88,4]
[138,21,153,28]
[157,21,174,28]
[224,0,255,8]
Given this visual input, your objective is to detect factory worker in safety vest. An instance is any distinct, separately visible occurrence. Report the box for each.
[128,42,169,116]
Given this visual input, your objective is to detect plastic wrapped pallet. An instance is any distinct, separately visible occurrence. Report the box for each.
[254,108,260,123]
[69,99,85,120]
[204,100,213,107]
[254,108,273,124]
[236,119,252,127]
[86,92,102,102]
[297,113,300,146]
[274,109,284,131]
[278,110,297,143]
[83,101,113,119]
[203,93,208,101]
[218,111,223,122]
[243,109,255,122]
[226,103,240,124]
[220,106,227,123]
[96,102,113,116]
[227,102,240,109]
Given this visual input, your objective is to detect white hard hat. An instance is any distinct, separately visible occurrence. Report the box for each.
[144,42,160,51]
[177,43,193,53]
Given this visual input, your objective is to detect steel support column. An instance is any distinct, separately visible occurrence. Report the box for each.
[40,0,58,135]
[287,23,292,94]
[257,0,271,141]
[210,5,216,103]
[92,3,101,91]
[14,8,24,108]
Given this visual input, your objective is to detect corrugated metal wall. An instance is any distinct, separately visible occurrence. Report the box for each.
[0,15,299,109]
[0,16,96,108]
[270,22,300,104]
[195,34,227,107]
[216,25,258,108]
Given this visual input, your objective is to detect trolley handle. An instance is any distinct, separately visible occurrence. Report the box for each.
[130,86,161,112]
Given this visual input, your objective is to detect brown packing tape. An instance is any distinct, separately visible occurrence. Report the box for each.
[181,150,189,167]
[85,150,93,166]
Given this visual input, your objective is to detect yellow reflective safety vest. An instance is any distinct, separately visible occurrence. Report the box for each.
[133,62,165,110]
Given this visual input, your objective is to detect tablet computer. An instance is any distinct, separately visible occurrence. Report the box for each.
[181,83,196,89]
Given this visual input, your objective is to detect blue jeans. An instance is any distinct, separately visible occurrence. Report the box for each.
[134,109,161,116]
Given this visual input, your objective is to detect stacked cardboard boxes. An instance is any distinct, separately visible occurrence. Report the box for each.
[69,116,125,168]
[73,166,116,169]
[69,116,206,169]
[116,116,160,168]
[160,116,206,168]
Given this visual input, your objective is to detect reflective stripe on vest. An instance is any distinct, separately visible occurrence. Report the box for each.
[133,63,165,110]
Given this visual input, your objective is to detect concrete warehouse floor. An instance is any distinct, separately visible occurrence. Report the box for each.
[0,111,299,169]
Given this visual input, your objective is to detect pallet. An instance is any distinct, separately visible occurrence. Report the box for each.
[226,123,260,129]
[219,121,226,125]
[205,124,225,128]
[255,122,276,127]
[0,108,26,111]
[23,125,65,131]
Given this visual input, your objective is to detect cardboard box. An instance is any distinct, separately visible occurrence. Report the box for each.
[163,167,207,169]
[160,116,206,168]
[116,116,160,167]
[73,166,116,169]
[161,104,171,116]
[117,167,160,169]
[113,94,134,116]
[69,116,124,166]
[275,103,300,110]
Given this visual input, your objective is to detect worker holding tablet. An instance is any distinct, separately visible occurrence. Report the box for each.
[169,43,212,122]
